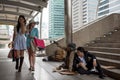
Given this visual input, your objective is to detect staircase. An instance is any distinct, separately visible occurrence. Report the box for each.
[84,27,120,80]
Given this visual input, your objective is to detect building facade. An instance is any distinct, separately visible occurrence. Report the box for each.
[49,0,64,39]
[72,0,98,31]
[98,0,120,17]
[72,0,83,31]
[84,0,98,23]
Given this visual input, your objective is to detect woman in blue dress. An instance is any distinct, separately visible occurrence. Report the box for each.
[13,15,26,72]
[26,20,38,71]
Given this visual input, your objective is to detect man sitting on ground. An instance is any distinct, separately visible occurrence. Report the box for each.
[73,47,105,79]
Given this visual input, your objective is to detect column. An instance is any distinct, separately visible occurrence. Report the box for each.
[39,8,43,39]
[64,0,72,46]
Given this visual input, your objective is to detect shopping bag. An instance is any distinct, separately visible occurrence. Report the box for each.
[30,39,37,52]
[34,38,45,49]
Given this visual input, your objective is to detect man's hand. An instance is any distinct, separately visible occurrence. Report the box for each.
[78,62,88,70]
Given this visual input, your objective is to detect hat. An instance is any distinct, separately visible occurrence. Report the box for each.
[29,20,39,24]
[68,43,76,51]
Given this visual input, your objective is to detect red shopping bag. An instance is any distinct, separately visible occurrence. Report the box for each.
[34,38,45,49]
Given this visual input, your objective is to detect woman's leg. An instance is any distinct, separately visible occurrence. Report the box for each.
[27,48,32,70]
[18,50,24,72]
[15,50,20,70]
[31,51,35,71]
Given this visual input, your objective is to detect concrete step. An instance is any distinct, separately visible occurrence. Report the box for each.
[95,38,120,42]
[94,30,120,43]
[107,34,120,37]
[104,29,120,37]
[102,66,120,80]
[95,40,120,43]
[98,36,120,41]
[90,43,120,48]
[89,51,120,61]
[97,57,120,68]
[84,47,120,53]
[84,28,120,80]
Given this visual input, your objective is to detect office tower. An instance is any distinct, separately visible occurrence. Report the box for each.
[72,0,83,31]
[98,0,120,18]
[72,0,98,31]
[49,0,64,39]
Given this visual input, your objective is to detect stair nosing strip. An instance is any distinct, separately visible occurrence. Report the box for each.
[97,57,120,64]
[88,51,120,56]
[87,47,120,50]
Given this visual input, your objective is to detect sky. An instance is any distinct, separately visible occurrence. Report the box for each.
[40,7,49,39]
[42,7,49,25]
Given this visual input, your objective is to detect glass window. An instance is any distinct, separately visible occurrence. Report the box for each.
[99,0,109,6]
[99,5,109,11]
[109,0,120,7]
[98,10,109,16]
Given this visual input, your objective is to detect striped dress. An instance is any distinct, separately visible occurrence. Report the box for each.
[14,28,27,50]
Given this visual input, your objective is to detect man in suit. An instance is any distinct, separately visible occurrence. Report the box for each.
[73,47,105,79]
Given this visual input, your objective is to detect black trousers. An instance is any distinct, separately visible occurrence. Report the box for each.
[77,59,104,76]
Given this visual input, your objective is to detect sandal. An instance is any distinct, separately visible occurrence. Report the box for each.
[29,66,32,71]
[31,67,35,71]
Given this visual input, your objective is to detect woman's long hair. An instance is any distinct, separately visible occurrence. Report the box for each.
[16,15,26,33]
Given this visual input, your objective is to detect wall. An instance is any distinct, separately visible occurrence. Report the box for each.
[46,13,120,55]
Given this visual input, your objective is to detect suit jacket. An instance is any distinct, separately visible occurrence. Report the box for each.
[73,51,96,71]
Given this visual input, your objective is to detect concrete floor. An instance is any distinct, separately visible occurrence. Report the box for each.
[0,48,115,80]
[0,48,35,80]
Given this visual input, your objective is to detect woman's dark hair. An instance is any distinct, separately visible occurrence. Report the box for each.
[77,47,86,53]
[16,15,26,33]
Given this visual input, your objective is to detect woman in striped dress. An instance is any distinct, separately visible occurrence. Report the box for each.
[13,15,26,72]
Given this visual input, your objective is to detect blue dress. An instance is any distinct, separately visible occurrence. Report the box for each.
[26,28,38,48]
[14,28,27,50]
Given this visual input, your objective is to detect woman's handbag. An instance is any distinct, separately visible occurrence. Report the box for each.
[34,38,45,49]
[8,49,14,58]
[8,49,17,61]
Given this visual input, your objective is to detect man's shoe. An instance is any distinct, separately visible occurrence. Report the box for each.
[99,75,104,79]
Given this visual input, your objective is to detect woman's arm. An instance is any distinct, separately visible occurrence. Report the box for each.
[21,22,26,34]
[29,28,38,39]
[36,28,39,38]
[12,27,17,41]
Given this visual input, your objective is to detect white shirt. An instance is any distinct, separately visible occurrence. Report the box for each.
[79,57,86,65]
